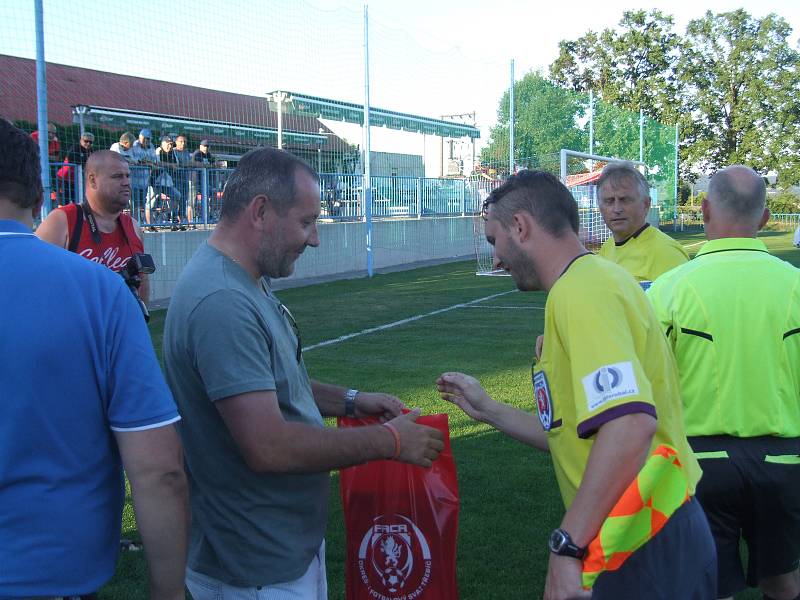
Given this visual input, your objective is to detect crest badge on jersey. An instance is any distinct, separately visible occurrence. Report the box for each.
[532,370,554,431]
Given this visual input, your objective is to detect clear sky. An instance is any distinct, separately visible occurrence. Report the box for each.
[1,0,798,149]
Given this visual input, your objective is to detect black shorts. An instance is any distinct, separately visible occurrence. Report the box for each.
[690,435,800,597]
[592,498,717,599]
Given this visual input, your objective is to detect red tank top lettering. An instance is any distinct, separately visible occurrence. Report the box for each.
[60,204,144,273]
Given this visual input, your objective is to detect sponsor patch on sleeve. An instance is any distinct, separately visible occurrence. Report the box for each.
[581,361,639,412]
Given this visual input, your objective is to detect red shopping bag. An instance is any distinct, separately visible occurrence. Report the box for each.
[338,414,460,600]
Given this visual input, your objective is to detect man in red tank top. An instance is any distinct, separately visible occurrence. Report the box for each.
[36,150,150,304]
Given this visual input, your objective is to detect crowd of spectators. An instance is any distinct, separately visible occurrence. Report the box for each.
[31,125,222,226]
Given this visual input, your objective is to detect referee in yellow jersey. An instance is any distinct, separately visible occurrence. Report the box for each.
[596,161,689,288]
[438,170,716,599]
[648,165,800,600]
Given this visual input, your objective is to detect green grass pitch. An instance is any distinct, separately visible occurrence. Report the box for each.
[104,229,799,599]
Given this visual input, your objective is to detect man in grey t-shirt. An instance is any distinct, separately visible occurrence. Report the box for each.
[163,147,444,599]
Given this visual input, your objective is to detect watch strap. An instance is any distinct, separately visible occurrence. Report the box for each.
[549,528,586,559]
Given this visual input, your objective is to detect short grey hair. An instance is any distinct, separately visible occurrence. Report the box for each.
[596,161,649,203]
[707,165,765,221]
[221,147,318,221]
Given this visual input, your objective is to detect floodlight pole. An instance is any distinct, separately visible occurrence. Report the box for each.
[34,0,51,218]
[589,89,594,156]
[317,128,324,174]
[74,105,88,137]
[639,108,644,163]
[363,4,374,277]
[271,91,288,149]
[509,59,515,175]
[674,123,679,231]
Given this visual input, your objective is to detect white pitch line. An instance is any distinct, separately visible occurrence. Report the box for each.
[683,240,705,249]
[304,289,517,352]
[460,305,545,310]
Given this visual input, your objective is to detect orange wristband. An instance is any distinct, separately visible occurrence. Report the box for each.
[381,422,401,460]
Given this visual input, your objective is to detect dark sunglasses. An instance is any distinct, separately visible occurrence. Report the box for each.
[481,194,499,220]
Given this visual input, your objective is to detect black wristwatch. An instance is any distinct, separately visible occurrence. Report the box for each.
[548,528,586,559]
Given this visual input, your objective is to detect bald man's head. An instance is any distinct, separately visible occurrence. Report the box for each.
[85,149,127,178]
[707,165,766,224]
[85,150,131,214]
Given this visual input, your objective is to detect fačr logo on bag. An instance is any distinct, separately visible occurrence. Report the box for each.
[358,514,432,598]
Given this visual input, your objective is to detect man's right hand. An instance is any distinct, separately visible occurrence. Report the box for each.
[436,372,496,423]
[385,409,444,468]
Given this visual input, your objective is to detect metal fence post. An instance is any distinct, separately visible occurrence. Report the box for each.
[76,165,83,204]
[201,168,209,229]
[460,179,466,216]
[416,177,423,219]
[34,0,51,219]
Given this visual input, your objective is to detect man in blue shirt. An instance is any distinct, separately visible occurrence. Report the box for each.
[0,120,189,599]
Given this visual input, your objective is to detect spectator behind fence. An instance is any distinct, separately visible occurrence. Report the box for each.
[150,135,184,229]
[596,161,688,289]
[173,134,192,165]
[0,119,188,599]
[36,150,152,306]
[131,128,157,218]
[30,121,61,161]
[647,165,800,600]
[437,170,715,598]
[54,131,95,205]
[173,135,194,226]
[163,147,443,599]
[110,131,136,162]
[189,140,218,223]
[65,131,95,167]
[191,139,216,166]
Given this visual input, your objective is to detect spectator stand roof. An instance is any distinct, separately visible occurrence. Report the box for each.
[73,105,329,147]
[272,91,481,140]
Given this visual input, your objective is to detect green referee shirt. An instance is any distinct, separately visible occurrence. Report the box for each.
[647,238,800,438]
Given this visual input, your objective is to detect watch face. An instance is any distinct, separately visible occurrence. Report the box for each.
[549,529,567,552]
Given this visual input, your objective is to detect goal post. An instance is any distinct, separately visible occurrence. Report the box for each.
[558,149,646,182]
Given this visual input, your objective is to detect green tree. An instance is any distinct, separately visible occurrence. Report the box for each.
[678,10,800,183]
[480,72,587,173]
[550,10,683,123]
[549,8,800,183]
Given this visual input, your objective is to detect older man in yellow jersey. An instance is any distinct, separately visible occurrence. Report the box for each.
[438,170,715,600]
[597,161,688,289]
[648,165,800,600]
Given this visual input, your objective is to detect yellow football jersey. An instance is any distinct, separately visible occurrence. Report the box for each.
[598,224,689,287]
[533,254,701,508]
